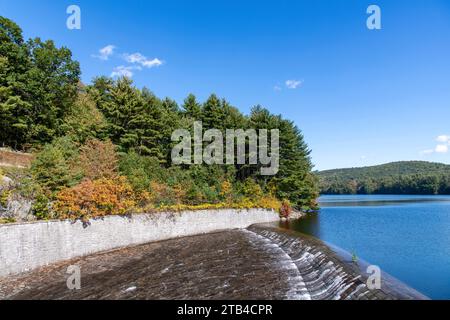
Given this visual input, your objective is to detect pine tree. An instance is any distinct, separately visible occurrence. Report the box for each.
[250,106,319,210]
[182,94,202,120]
[202,94,224,129]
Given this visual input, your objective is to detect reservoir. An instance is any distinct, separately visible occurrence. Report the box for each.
[281,195,450,299]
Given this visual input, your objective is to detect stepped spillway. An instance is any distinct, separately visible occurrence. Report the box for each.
[0,224,426,300]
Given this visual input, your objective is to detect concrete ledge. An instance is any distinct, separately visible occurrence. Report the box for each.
[0,209,279,277]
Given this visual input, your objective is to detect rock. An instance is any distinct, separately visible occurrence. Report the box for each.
[8,198,33,221]
[0,175,13,186]
[287,210,305,221]
[0,195,34,222]
[0,176,35,222]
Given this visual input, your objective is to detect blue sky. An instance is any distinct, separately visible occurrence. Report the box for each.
[1,0,450,170]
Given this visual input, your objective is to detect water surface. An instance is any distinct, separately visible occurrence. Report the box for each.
[281,195,450,300]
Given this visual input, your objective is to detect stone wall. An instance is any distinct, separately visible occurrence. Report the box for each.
[0,149,33,168]
[0,209,279,278]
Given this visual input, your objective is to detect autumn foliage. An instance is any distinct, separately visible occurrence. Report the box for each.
[279,200,292,219]
[54,177,135,221]
[79,139,118,180]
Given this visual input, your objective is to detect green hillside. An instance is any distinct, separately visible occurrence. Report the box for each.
[318,161,450,195]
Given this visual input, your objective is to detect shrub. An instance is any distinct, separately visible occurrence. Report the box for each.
[30,136,81,193]
[198,184,220,204]
[219,180,233,203]
[148,181,186,207]
[0,217,16,224]
[32,193,52,220]
[257,196,282,212]
[79,139,118,180]
[32,146,70,191]
[184,183,205,205]
[54,177,136,221]
[0,189,10,207]
[279,199,292,218]
[14,174,42,199]
[241,178,263,199]
[119,152,162,191]
[158,195,281,213]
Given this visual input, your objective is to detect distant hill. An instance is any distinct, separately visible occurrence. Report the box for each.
[317,161,450,195]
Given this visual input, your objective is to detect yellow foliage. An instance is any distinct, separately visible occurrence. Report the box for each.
[158,195,281,213]
[219,180,233,202]
[53,175,283,222]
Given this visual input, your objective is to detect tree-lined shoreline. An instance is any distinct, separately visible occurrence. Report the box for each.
[318,161,450,195]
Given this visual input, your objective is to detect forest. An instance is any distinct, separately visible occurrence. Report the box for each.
[318,161,450,195]
[0,16,319,223]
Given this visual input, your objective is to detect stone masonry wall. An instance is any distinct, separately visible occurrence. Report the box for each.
[0,209,279,277]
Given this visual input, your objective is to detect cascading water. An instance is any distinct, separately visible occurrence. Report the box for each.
[247,225,393,300]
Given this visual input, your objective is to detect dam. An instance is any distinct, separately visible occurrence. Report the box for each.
[0,210,427,300]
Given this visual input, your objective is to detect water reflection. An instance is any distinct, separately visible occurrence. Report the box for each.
[279,212,321,238]
[319,195,450,207]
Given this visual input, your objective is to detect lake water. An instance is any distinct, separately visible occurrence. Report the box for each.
[281,195,450,300]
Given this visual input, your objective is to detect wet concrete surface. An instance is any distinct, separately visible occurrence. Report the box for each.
[0,230,303,300]
[0,225,424,300]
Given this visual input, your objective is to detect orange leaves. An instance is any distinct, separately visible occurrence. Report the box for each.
[148,181,186,206]
[54,174,285,222]
[54,176,135,221]
[54,176,285,221]
[279,199,292,219]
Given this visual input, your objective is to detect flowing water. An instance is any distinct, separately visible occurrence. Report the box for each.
[281,195,450,300]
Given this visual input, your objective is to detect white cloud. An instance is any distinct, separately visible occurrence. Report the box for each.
[435,144,449,154]
[421,149,435,155]
[285,80,303,89]
[421,134,450,155]
[93,45,116,61]
[273,85,282,91]
[123,53,163,68]
[110,66,139,78]
[437,135,450,144]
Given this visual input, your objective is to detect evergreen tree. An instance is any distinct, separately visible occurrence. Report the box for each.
[250,106,319,210]
[182,94,202,120]
[202,94,224,129]
[275,118,319,210]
